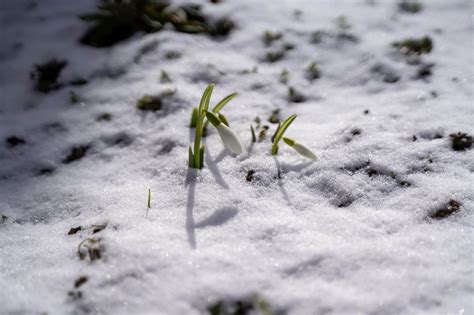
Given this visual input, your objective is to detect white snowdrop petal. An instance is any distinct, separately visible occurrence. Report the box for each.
[293,143,316,160]
[217,124,244,154]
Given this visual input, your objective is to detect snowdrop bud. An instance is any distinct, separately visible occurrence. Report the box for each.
[283,137,316,160]
[206,111,243,154]
[217,124,244,154]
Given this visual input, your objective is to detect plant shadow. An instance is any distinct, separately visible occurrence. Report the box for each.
[273,156,291,205]
[205,147,229,189]
[195,206,238,228]
[185,168,197,249]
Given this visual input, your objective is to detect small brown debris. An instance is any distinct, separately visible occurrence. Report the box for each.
[429,200,461,219]
[92,224,106,234]
[6,136,26,148]
[258,126,269,142]
[63,145,90,164]
[246,170,255,182]
[74,276,88,288]
[77,238,103,262]
[67,291,82,300]
[450,132,472,151]
[68,226,82,235]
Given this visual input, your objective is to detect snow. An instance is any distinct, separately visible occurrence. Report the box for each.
[0,0,473,314]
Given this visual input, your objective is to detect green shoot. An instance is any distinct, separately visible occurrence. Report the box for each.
[160,70,172,83]
[147,189,151,208]
[212,92,238,113]
[202,92,238,134]
[306,62,321,81]
[190,107,199,128]
[271,122,280,143]
[251,125,256,143]
[189,85,240,168]
[191,84,214,169]
[271,114,297,155]
[254,295,274,315]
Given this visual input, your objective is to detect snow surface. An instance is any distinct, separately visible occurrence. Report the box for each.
[0,0,473,314]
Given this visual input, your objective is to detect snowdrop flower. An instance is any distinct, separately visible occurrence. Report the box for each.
[283,137,316,160]
[206,111,243,154]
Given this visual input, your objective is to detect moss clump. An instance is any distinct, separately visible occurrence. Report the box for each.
[310,30,327,44]
[398,0,423,13]
[306,62,321,81]
[288,87,306,103]
[30,59,67,93]
[79,0,234,47]
[265,50,285,63]
[160,70,172,83]
[392,36,433,55]
[279,68,289,84]
[137,95,162,111]
[97,113,112,122]
[268,109,280,124]
[450,132,472,151]
[262,30,283,46]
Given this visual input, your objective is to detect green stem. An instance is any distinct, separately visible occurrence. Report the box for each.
[194,111,203,168]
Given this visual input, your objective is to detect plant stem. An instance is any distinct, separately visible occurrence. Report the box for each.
[194,111,203,168]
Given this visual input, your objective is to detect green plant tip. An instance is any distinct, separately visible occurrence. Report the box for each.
[147,189,151,208]
[283,137,296,146]
[206,111,222,128]
[271,114,297,155]
[251,125,256,143]
[190,107,198,128]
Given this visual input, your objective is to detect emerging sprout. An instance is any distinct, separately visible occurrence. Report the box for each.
[190,107,199,128]
[335,15,351,31]
[262,30,283,46]
[271,114,316,160]
[188,84,240,169]
[190,91,237,133]
[206,112,243,154]
[160,70,172,83]
[280,68,289,84]
[250,125,257,143]
[283,137,316,160]
[189,84,214,169]
[147,189,151,208]
[306,62,321,81]
[288,87,306,103]
[271,114,297,155]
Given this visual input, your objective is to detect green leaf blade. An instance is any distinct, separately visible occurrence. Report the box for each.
[271,114,297,155]
[212,92,238,113]
[199,84,214,113]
